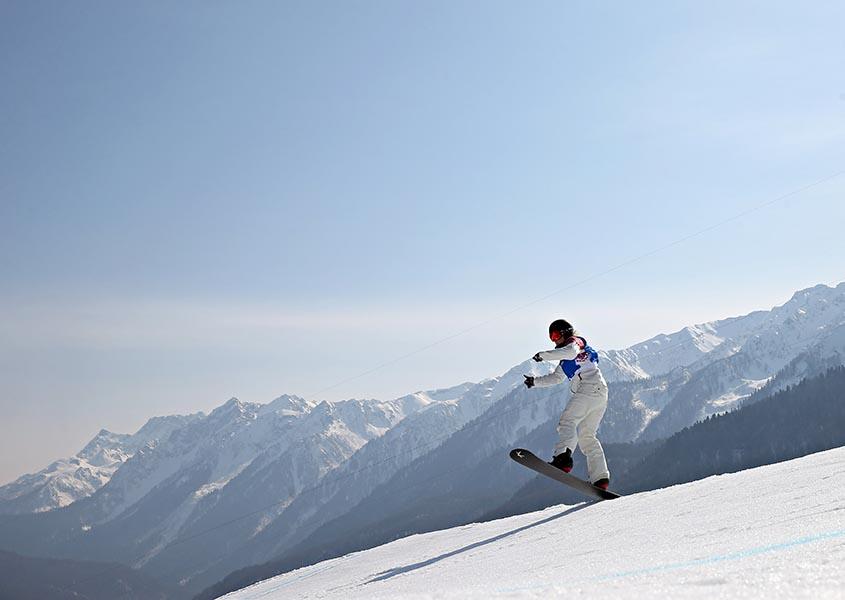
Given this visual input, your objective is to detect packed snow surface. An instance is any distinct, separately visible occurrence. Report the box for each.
[226,446,845,599]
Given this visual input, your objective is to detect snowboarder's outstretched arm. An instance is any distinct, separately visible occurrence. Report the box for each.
[533,338,584,362]
[531,364,566,388]
[526,338,584,388]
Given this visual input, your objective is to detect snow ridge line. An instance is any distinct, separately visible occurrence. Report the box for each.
[238,562,340,598]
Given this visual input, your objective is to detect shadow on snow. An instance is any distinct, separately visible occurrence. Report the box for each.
[364,502,593,584]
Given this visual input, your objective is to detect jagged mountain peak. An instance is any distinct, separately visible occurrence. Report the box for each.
[77,430,132,467]
[601,283,845,383]
[79,428,128,450]
[786,281,844,303]
[263,394,315,416]
[133,412,204,442]
[215,396,246,411]
[208,397,260,423]
[771,283,844,318]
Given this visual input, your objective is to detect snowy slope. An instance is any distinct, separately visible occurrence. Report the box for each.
[225,446,845,600]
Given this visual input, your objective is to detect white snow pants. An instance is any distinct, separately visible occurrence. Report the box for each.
[553,373,609,483]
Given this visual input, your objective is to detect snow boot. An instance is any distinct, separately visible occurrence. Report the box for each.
[593,477,610,490]
[549,449,573,473]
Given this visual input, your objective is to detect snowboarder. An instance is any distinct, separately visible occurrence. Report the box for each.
[523,319,611,490]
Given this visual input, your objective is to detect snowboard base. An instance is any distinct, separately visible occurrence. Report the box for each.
[510,448,620,500]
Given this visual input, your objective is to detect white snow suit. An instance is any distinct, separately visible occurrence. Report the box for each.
[533,335,610,483]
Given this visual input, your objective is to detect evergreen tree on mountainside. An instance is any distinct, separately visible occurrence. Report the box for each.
[0,550,178,600]
[618,365,845,493]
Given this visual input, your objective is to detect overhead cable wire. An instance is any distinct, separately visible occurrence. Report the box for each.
[304,168,845,402]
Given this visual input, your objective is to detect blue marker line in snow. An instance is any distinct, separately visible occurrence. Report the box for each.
[597,528,845,581]
[495,527,845,595]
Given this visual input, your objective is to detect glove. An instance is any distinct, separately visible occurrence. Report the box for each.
[523,375,535,389]
[532,353,543,362]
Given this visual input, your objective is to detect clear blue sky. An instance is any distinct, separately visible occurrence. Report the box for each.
[1,1,844,482]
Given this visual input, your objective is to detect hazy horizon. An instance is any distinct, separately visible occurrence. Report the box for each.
[4,280,844,485]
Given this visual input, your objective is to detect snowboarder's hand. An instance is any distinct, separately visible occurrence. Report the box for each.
[523,375,535,389]
[532,353,543,362]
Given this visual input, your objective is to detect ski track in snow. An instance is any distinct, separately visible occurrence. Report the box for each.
[226,447,845,599]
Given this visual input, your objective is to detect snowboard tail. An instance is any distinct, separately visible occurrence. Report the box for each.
[509,448,620,500]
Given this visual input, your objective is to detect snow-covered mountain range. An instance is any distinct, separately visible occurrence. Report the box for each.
[1,282,843,597]
[0,414,200,515]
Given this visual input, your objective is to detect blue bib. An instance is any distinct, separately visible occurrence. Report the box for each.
[560,337,599,379]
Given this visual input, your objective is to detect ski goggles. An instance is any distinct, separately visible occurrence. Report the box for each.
[549,330,564,343]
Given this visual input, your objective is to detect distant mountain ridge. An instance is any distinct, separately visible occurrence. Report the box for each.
[0,414,201,515]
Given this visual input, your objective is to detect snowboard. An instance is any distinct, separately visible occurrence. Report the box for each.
[509,448,620,500]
